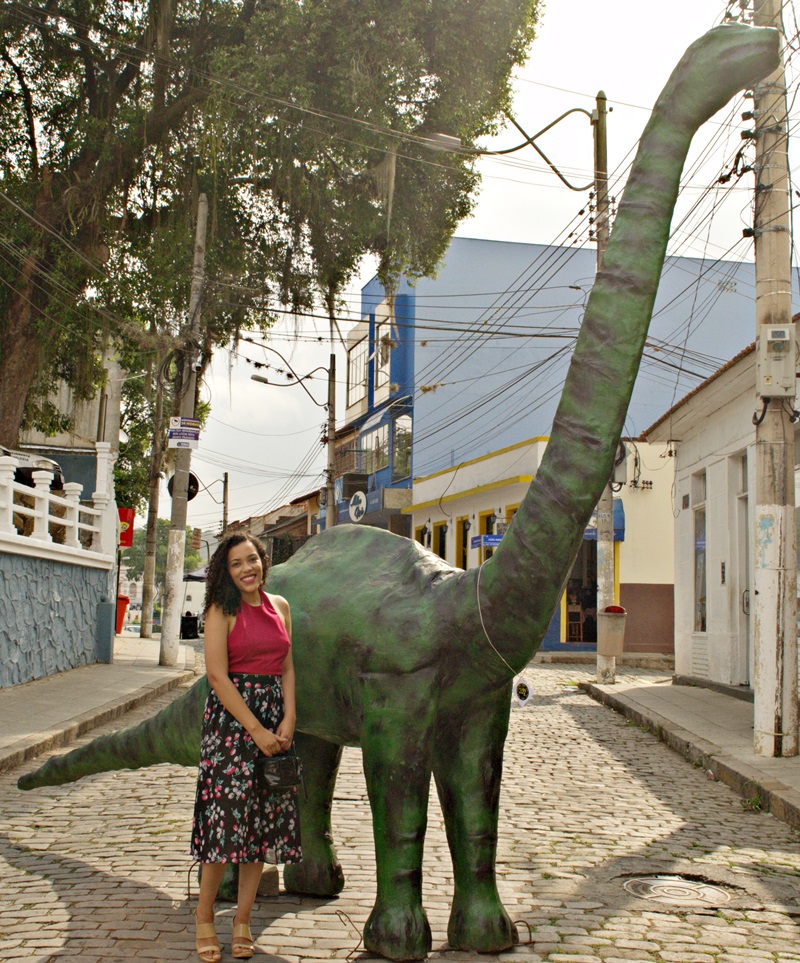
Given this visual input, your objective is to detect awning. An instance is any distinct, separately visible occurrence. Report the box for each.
[583,498,625,542]
[359,407,392,434]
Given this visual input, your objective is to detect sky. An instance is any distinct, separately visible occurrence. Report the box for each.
[176,0,796,536]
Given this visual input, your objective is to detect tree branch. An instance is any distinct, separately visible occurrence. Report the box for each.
[0,47,39,172]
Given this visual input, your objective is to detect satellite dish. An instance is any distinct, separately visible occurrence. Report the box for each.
[167,472,200,501]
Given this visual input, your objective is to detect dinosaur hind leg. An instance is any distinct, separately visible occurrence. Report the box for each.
[283,732,345,896]
[433,684,516,953]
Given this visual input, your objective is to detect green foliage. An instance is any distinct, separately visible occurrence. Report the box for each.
[0,0,541,448]
[123,517,203,586]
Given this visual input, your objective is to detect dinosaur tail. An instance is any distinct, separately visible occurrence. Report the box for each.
[17,676,210,790]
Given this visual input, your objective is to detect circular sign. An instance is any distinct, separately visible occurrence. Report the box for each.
[167,471,200,501]
[349,490,367,523]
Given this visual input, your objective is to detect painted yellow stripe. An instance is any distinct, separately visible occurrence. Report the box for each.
[401,476,534,514]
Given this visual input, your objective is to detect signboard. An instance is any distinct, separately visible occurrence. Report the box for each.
[167,471,200,501]
[167,416,201,449]
[470,534,503,549]
[118,507,135,547]
[349,491,367,522]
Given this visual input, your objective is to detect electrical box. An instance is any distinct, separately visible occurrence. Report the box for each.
[756,325,797,398]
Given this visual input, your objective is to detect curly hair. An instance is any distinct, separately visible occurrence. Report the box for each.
[203,532,270,617]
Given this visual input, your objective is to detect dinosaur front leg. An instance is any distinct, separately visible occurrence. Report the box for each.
[361,669,438,961]
[283,732,345,896]
[433,683,515,952]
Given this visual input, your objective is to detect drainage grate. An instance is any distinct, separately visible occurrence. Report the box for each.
[622,875,732,906]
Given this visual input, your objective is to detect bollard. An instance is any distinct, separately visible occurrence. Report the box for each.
[95,596,115,663]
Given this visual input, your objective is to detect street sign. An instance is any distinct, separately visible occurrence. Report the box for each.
[167,471,200,500]
[470,534,503,549]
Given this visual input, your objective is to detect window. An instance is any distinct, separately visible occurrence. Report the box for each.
[392,415,412,481]
[374,322,392,389]
[693,472,707,632]
[362,424,389,475]
[347,338,368,407]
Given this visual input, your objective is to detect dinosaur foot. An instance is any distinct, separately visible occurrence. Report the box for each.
[447,898,517,953]
[364,903,432,961]
[283,856,344,896]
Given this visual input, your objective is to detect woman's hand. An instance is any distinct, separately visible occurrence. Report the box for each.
[276,717,295,747]
[251,724,286,757]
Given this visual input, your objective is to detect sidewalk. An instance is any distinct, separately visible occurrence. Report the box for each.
[580,672,800,832]
[0,633,196,776]
[3,641,800,836]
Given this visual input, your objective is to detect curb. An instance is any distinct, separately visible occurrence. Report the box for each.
[579,681,800,833]
[0,667,196,776]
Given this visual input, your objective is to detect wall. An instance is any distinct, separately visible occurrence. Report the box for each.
[0,552,112,686]
[650,353,756,684]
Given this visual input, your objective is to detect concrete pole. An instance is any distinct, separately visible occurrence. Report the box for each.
[592,91,618,685]
[160,193,208,666]
[752,1,798,756]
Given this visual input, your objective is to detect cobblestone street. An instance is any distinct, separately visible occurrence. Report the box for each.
[2,663,800,962]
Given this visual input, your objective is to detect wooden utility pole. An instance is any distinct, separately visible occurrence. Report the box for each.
[752,1,798,756]
[325,351,337,529]
[592,91,618,685]
[160,193,208,666]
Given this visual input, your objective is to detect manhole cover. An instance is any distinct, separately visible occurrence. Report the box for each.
[623,875,732,906]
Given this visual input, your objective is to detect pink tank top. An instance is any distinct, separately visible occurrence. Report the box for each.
[227,591,290,674]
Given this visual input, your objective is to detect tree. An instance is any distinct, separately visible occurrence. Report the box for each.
[0,0,540,448]
[123,517,202,585]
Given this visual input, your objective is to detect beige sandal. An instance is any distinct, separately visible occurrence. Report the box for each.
[232,920,255,959]
[195,921,221,963]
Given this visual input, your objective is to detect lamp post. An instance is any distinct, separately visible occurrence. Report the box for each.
[250,346,336,530]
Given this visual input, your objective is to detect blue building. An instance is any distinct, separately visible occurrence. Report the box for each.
[329,236,763,530]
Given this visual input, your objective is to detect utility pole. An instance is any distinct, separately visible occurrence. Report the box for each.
[160,193,208,667]
[592,91,618,685]
[222,471,229,533]
[751,0,798,756]
[325,351,337,529]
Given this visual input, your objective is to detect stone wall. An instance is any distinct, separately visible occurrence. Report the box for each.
[0,552,113,687]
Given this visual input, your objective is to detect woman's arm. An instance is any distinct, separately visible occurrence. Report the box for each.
[271,595,296,747]
[204,603,284,757]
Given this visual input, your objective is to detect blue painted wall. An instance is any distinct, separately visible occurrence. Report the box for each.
[0,552,112,687]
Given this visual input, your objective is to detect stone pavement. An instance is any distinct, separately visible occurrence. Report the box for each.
[0,634,195,776]
[1,662,800,961]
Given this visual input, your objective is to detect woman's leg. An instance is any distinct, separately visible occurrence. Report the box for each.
[196,862,225,959]
[231,863,263,957]
[235,862,264,923]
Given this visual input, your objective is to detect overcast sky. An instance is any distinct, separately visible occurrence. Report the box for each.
[177,0,794,535]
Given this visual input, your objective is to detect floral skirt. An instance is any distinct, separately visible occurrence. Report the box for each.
[190,674,302,864]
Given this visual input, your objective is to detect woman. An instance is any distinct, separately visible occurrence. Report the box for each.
[191,532,302,962]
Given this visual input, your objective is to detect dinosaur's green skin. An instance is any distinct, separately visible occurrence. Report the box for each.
[18,25,778,962]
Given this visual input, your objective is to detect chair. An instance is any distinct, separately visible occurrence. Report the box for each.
[567,605,582,642]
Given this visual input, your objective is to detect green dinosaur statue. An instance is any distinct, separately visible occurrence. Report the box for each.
[18,23,778,962]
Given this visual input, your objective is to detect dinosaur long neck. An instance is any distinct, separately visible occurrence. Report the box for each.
[451,24,779,679]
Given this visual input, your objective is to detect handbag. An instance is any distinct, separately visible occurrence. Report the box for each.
[257,744,305,797]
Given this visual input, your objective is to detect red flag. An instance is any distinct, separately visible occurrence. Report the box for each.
[118,507,135,547]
